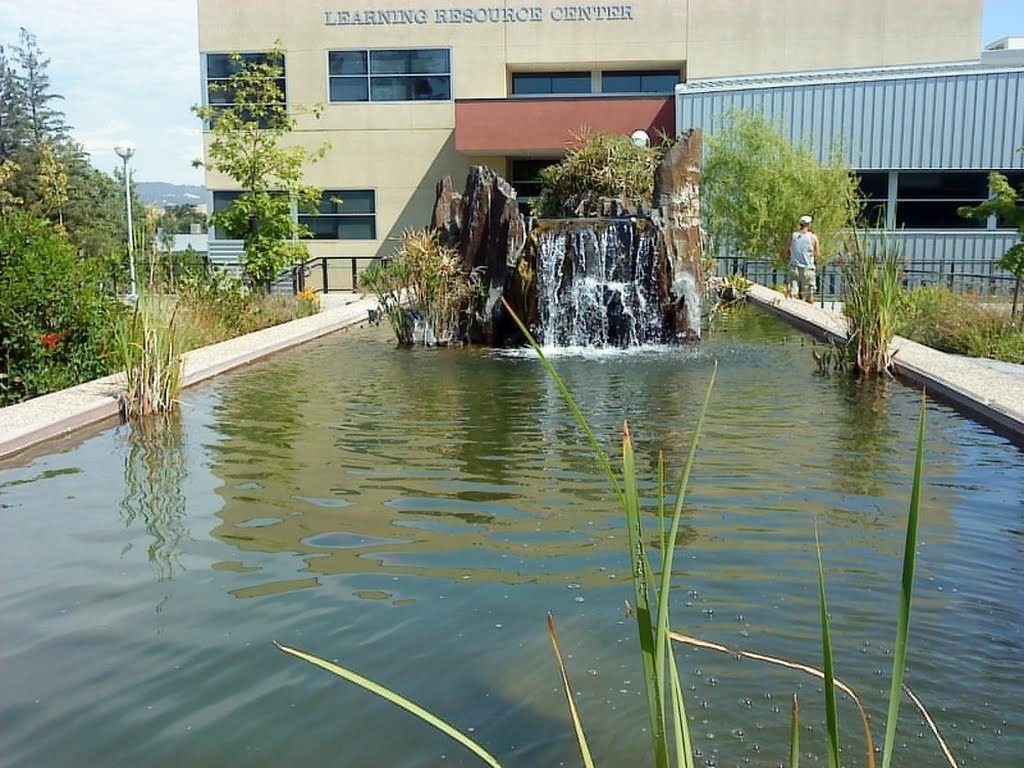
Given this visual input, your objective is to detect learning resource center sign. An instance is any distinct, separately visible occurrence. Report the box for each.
[324,5,637,25]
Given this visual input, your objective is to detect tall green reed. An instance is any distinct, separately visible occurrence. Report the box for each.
[840,229,905,374]
[114,297,183,419]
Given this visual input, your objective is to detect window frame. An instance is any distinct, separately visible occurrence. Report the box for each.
[298,189,378,241]
[510,72,592,97]
[203,51,288,123]
[894,171,991,230]
[599,69,680,95]
[327,48,452,103]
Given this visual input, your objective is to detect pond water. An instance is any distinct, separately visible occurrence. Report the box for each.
[1,307,1021,768]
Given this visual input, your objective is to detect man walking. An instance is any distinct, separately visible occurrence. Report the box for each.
[785,214,820,303]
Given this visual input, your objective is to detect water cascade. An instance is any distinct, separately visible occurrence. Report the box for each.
[535,219,667,347]
[428,131,704,347]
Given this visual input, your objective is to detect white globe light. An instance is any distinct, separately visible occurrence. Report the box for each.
[630,129,650,148]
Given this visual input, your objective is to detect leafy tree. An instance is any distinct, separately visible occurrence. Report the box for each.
[0,157,21,211]
[36,139,68,225]
[959,169,1024,318]
[192,43,328,291]
[157,203,207,235]
[702,110,861,267]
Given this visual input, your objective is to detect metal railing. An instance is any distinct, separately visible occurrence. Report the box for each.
[718,255,1019,299]
[290,256,390,294]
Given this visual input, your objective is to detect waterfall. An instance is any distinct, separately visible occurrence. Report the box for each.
[536,220,666,347]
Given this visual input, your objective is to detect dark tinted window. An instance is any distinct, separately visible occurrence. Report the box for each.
[511,72,591,95]
[300,190,377,240]
[329,49,451,102]
[601,70,679,94]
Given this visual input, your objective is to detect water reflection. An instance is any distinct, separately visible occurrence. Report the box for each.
[120,415,189,582]
[830,377,896,498]
[2,313,1023,768]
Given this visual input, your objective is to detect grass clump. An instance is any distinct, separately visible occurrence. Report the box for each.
[896,286,1024,363]
[360,228,485,346]
[173,269,319,349]
[114,300,183,419]
[532,131,664,218]
[838,230,905,375]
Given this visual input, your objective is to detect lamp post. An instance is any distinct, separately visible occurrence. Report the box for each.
[114,140,138,302]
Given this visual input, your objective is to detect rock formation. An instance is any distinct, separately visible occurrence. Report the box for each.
[427,130,703,346]
[430,166,526,344]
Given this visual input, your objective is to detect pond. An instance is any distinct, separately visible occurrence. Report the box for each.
[1,307,1021,767]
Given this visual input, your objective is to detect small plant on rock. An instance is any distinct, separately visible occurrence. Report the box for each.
[360,228,485,346]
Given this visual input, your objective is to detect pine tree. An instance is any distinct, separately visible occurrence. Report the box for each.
[13,28,69,147]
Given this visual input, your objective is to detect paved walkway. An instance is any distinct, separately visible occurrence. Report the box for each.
[748,284,1024,438]
[0,294,378,461]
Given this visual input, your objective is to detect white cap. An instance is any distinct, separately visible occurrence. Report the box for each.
[799,215,813,225]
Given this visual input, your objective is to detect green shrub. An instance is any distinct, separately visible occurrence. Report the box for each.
[360,228,484,346]
[0,211,125,405]
[702,110,861,267]
[897,286,1024,363]
[174,269,317,348]
[532,131,664,218]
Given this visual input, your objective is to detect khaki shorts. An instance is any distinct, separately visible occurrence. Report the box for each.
[788,265,816,299]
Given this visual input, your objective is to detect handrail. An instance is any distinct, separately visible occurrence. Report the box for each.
[290,255,391,294]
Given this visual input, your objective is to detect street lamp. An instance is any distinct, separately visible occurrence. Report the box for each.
[114,139,138,302]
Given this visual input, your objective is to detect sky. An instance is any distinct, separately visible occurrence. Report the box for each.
[0,0,1022,186]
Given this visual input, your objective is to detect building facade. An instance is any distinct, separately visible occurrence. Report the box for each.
[197,0,987,279]
[677,48,1024,271]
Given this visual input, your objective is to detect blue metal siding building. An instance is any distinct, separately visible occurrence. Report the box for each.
[676,58,1024,276]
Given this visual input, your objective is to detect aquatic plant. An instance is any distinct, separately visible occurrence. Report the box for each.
[276,300,949,767]
[360,227,485,346]
[114,299,183,419]
[838,229,905,375]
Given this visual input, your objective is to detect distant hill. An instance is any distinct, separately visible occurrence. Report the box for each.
[137,182,205,208]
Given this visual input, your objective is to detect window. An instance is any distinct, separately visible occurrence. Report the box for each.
[204,52,287,125]
[511,72,591,96]
[601,69,679,94]
[856,171,889,227]
[211,191,243,239]
[510,159,557,200]
[895,172,989,229]
[299,190,377,240]
[329,49,450,102]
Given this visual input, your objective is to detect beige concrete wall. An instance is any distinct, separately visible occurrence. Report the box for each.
[197,0,982,260]
[686,0,982,78]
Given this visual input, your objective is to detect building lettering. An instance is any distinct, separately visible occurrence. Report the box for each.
[324,5,635,26]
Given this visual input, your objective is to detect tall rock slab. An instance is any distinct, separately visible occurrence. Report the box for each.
[430,166,526,344]
[652,129,703,339]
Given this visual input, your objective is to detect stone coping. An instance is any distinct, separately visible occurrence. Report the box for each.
[3,288,1021,460]
[0,296,378,461]
[747,284,1024,439]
